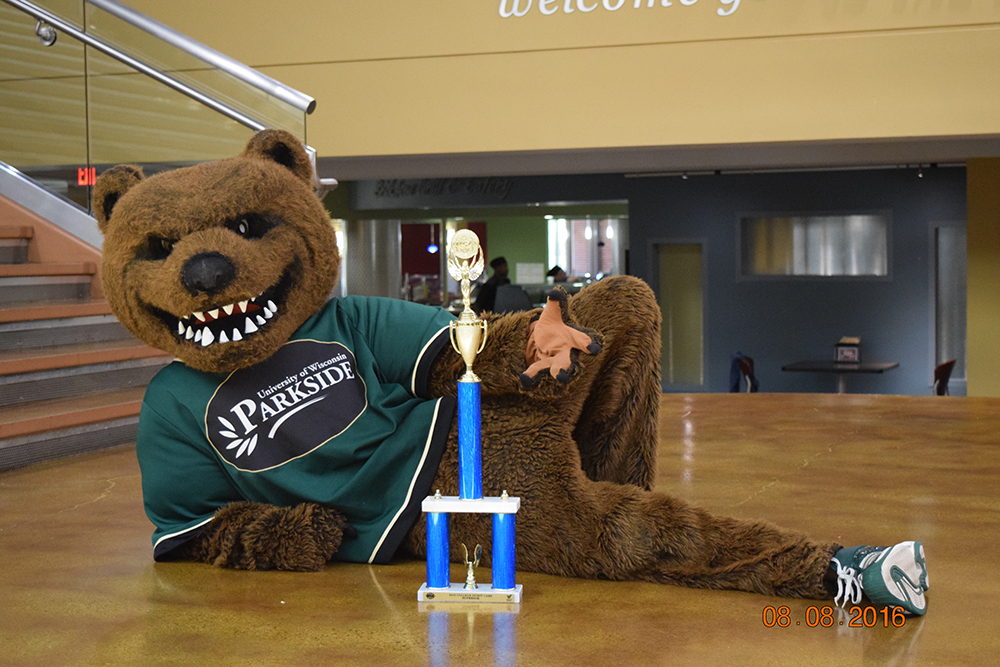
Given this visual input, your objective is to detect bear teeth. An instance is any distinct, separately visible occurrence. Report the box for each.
[177,293,276,346]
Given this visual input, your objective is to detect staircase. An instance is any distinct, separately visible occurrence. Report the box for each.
[0,218,172,472]
[1,0,320,472]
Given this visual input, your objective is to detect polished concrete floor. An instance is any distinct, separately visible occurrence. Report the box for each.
[2,393,998,666]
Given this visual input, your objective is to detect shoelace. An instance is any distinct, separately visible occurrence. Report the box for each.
[830,558,863,607]
[831,550,882,607]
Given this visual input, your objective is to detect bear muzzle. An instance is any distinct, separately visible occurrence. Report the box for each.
[145,264,296,350]
[182,252,237,296]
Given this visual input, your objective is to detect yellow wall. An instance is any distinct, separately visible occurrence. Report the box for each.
[967,158,1000,397]
[125,0,1000,160]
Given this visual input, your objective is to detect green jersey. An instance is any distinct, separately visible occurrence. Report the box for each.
[137,296,456,564]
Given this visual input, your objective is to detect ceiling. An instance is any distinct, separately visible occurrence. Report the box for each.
[317,134,1000,182]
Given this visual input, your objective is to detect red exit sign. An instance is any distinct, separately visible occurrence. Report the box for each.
[77,167,96,186]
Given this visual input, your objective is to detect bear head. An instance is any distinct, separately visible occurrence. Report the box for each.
[94,130,340,374]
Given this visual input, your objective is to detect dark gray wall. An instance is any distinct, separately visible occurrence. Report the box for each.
[628,167,966,394]
[353,166,967,395]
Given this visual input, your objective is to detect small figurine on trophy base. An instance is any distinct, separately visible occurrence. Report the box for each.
[463,544,483,590]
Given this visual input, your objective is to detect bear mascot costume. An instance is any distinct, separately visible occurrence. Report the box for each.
[93,130,928,615]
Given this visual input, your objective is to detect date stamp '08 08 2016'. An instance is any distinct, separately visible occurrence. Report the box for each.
[763,605,907,628]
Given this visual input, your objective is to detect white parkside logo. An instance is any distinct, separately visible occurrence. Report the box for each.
[206,340,367,471]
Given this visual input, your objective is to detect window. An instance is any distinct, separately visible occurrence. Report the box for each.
[740,214,889,278]
[547,217,623,280]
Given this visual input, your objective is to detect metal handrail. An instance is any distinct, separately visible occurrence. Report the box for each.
[86,0,315,115]
[2,0,336,194]
[0,161,104,248]
[4,0,267,132]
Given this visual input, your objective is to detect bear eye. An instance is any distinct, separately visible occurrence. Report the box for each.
[226,213,275,240]
[138,236,175,261]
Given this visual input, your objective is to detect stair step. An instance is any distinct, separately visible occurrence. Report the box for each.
[0,274,92,305]
[0,262,97,278]
[0,226,34,239]
[0,225,154,472]
[0,299,114,323]
[0,356,171,406]
[0,227,33,265]
[0,386,146,440]
[0,339,171,376]
[0,314,134,350]
[0,238,30,265]
[0,416,139,472]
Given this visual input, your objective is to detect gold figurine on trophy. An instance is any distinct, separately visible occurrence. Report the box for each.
[448,229,488,381]
[462,543,483,590]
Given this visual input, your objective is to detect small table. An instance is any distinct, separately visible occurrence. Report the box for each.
[781,360,899,394]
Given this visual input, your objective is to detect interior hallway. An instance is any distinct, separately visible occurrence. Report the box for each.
[1,393,997,667]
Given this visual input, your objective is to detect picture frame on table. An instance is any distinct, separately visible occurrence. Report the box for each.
[835,337,861,363]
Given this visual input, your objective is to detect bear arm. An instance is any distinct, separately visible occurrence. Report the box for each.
[426,309,540,397]
[175,502,350,571]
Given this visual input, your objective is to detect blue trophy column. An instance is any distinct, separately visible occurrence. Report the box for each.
[457,380,483,500]
[426,512,450,589]
[492,512,516,590]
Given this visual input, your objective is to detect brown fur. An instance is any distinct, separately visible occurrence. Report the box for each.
[96,130,837,600]
[169,502,349,571]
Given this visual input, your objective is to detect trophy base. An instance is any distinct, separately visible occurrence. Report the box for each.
[418,583,522,604]
[418,601,520,614]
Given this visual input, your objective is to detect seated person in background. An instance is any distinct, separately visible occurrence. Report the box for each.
[474,256,510,313]
[547,265,568,283]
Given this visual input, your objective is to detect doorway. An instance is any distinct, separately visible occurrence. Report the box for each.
[655,242,705,388]
[934,224,967,391]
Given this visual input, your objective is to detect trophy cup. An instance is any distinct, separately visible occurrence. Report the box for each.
[417,230,522,604]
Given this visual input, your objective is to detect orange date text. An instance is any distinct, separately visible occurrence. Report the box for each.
[762,605,906,628]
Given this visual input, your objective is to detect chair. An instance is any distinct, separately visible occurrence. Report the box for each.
[729,352,759,393]
[933,359,956,396]
[493,284,534,313]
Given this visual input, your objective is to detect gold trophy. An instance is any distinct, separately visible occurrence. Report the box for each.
[448,229,488,380]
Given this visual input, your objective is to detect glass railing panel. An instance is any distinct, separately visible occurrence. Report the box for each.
[19,0,80,28]
[1,0,312,216]
[0,2,90,208]
[85,46,257,169]
[84,1,308,140]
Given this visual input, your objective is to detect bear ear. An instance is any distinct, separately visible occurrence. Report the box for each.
[93,165,144,233]
[242,129,314,186]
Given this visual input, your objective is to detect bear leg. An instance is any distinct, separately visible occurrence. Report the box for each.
[567,275,663,490]
[408,401,837,599]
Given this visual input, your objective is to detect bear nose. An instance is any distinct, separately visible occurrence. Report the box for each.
[181,252,237,295]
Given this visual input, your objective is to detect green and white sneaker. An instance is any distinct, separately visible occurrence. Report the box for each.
[830,541,929,615]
